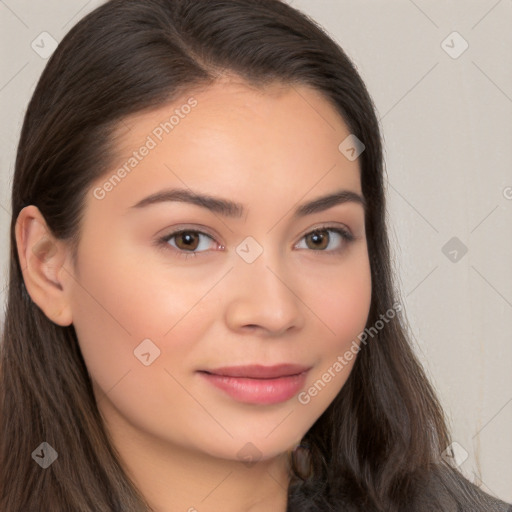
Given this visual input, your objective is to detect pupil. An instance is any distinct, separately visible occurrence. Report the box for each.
[311,231,327,248]
[181,232,197,248]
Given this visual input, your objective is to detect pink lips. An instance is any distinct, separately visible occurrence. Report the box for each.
[198,364,311,405]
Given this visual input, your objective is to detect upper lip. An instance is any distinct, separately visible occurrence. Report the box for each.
[200,364,311,379]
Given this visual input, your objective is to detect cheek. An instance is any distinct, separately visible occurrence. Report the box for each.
[326,277,372,350]
[68,242,211,398]
[313,252,372,351]
[297,253,372,408]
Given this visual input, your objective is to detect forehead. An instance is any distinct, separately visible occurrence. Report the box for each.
[112,77,355,162]
[92,78,363,216]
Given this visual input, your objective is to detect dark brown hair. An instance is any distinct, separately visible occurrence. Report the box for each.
[1,0,510,510]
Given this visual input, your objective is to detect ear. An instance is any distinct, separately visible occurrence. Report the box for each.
[15,205,73,326]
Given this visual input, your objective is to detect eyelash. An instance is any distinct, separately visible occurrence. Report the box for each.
[156,225,356,260]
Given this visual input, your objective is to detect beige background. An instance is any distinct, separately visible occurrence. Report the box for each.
[1,0,511,503]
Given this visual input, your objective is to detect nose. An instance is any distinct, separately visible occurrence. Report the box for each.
[223,251,305,336]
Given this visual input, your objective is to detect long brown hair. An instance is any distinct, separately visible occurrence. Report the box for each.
[1,0,510,510]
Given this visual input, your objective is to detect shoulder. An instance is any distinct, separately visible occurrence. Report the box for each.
[412,464,512,512]
[287,464,512,511]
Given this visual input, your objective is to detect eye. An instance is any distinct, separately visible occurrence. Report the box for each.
[295,225,355,254]
[157,224,356,260]
[158,229,219,259]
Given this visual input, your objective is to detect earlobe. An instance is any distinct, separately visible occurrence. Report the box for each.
[15,205,73,327]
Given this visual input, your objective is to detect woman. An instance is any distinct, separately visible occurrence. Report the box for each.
[1,0,510,510]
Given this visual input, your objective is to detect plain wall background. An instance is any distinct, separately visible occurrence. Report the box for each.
[1,0,511,503]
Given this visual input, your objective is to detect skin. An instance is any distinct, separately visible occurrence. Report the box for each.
[16,77,372,512]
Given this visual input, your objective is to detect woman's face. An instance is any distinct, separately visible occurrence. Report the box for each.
[67,79,372,463]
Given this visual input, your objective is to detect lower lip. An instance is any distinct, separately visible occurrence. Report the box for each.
[198,371,309,405]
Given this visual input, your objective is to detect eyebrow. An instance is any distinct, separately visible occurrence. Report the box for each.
[129,187,366,218]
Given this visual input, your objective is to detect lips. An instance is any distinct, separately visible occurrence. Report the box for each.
[199,363,311,379]
[198,365,311,405]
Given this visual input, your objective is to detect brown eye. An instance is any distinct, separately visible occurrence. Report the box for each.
[305,230,330,250]
[295,226,355,254]
[160,229,218,258]
[174,231,200,251]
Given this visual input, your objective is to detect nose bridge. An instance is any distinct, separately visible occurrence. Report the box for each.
[225,238,304,334]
